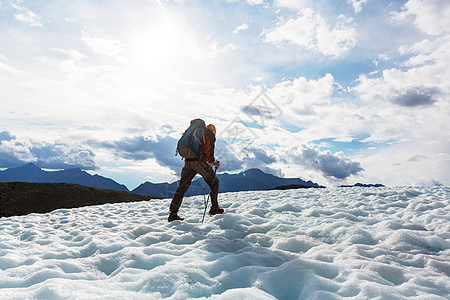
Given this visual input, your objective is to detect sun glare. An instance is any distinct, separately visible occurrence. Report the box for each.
[131,18,185,69]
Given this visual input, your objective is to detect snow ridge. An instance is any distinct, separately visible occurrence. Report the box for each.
[0,187,449,299]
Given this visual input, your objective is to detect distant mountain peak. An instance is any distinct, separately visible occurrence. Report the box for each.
[8,162,44,174]
[243,168,264,173]
[0,163,129,192]
[21,162,41,170]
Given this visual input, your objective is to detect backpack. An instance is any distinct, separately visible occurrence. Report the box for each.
[176,118,206,159]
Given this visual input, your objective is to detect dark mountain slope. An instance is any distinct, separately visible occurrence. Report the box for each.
[0,182,157,217]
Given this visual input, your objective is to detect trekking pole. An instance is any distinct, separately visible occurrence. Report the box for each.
[202,177,206,215]
[201,165,218,223]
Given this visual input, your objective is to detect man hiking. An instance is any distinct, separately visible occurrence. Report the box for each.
[168,122,223,222]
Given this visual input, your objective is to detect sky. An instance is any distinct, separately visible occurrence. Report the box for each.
[1,0,449,189]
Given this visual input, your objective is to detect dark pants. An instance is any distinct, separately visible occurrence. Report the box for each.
[170,160,219,214]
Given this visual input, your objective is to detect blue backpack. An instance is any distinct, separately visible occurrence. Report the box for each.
[176,119,206,159]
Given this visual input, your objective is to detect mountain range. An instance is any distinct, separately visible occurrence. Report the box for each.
[0,163,129,192]
[133,168,323,198]
[0,163,323,198]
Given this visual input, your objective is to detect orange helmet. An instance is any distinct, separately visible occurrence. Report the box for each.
[207,124,216,135]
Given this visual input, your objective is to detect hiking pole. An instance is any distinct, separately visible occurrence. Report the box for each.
[202,177,206,218]
[201,165,218,223]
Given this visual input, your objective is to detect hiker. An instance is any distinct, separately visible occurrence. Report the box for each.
[168,122,223,222]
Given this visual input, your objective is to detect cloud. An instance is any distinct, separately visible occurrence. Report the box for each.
[390,0,450,36]
[0,134,97,170]
[0,131,15,142]
[373,54,389,66]
[358,141,450,186]
[0,54,11,63]
[241,92,283,123]
[246,0,264,5]
[269,73,334,119]
[0,58,26,75]
[294,147,364,179]
[274,0,311,11]
[391,87,438,107]
[0,135,25,167]
[10,2,42,27]
[353,32,449,107]
[226,0,264,4]
[240,146,282,176]
[206,42,237,58]
[264,8,356,57]
[98,137,156,161]
[244,146,277,164]
[51,48,87,61]
[214,138,281,175]
[92,133,280,176]
[94,135,182,173]
[233,23,249,35]
[81,30,128,63]
[214,140,244,172]
[31,145,97,170]
[408,155,428,162]
[347,0,369,14]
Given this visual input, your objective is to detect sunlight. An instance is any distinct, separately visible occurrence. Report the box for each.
[130,17,186,70]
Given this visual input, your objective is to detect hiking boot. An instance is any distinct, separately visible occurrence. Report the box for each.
[209,206,224,215]
[168,213,184,222]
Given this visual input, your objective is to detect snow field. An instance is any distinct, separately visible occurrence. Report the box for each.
[0,186,449,299]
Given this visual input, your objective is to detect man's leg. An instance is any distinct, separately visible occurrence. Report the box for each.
[169,162,197,214]
[192,161,220,208]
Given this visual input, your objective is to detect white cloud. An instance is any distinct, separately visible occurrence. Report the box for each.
[206,42,237,58]
[352,62,448,144]
[226,0,264,4]
[270,73,335,117]
[400,36,450,69]
[247,0,264,5]
[264,9,356,57]
[233,23,249,34]
[253,74,371,151]
[347,0,369,14]
[51,48,86,61]
[354,35,450,105]
[348,4,450,184]
[10,2,42,27]
[373,54,389,66]
[273,0,311,11]
[357,140,450,186]
[81,31,128,63]
[0,59,25,75]
[0,134,97,170]
[390,0,450,36]
[0,54,11,62]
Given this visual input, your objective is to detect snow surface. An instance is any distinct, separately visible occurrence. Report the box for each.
[0,187,449,299]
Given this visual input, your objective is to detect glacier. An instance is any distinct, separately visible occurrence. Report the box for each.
[0,186,449,299]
